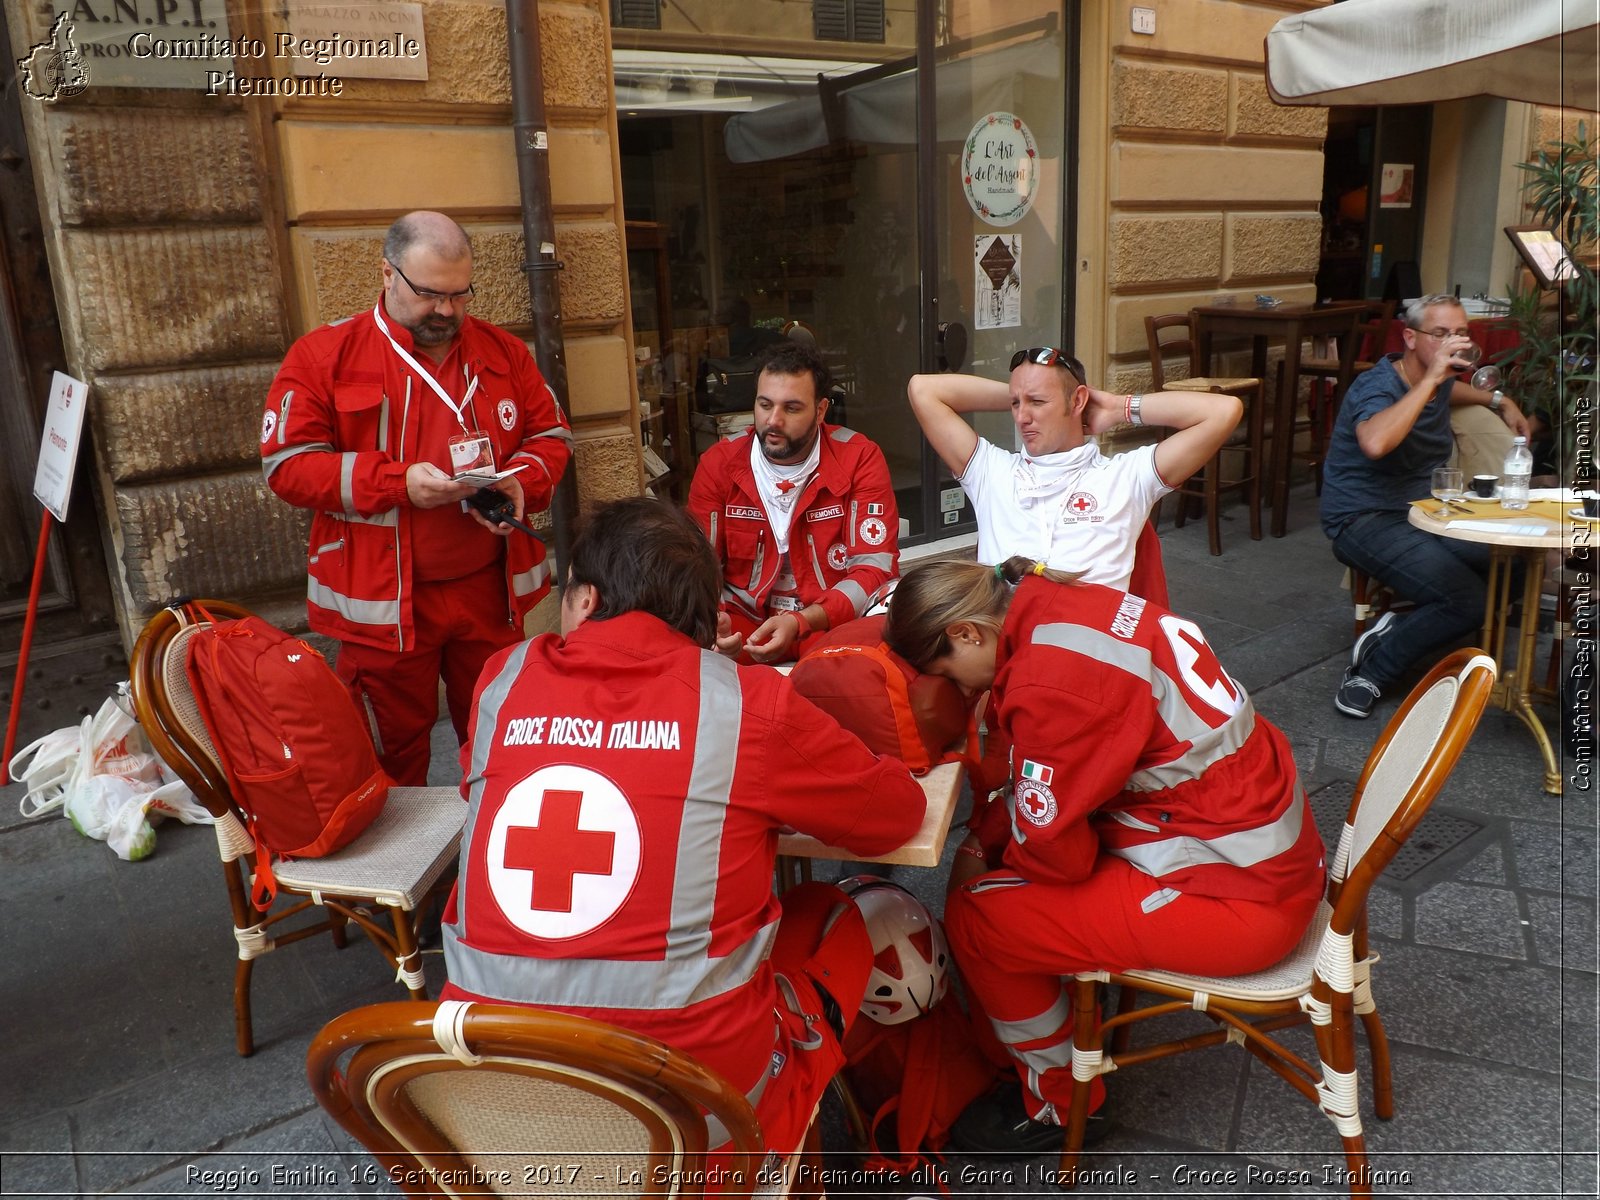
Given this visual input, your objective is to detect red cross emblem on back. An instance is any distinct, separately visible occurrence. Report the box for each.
[503,789,617,912]
[1175,627,1238,702]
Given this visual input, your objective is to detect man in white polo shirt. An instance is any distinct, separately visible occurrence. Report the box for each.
[908,347,1239,592]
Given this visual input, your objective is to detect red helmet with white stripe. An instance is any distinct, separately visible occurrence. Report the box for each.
[838,876,949,1024]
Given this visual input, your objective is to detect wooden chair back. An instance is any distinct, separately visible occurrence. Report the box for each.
[129,600,254,825]
[308,1001,767,1200]
[1144,313,1198,390]
[1327,648,1496,924]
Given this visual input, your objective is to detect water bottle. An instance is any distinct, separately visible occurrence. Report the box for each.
[1501,436,1532,510]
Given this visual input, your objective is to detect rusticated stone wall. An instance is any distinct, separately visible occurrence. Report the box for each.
[7,0,642,648]
[1090,0,1330,399]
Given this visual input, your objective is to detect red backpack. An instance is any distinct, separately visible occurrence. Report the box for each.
[789,616,978,776]
[183,609,391,909]
[842,990,1002,1178]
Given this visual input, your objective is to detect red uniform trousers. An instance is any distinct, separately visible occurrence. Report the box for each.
[334,561,520,786]
[945,859,1319,1123]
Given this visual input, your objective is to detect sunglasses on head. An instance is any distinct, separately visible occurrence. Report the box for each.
[1009,347,1086,384]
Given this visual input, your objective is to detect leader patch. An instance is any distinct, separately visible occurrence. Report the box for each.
[497,398,518,431]
[859,516,887,546]
[1015,780,1058,827]
[260,410,277,444]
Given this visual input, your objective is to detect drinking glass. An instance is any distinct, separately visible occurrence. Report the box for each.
[1471,364,1503,392]
[1431,467,1464,508]
[1448,340,1483,370]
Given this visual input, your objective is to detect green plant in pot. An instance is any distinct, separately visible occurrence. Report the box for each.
[1502,121,1597,488]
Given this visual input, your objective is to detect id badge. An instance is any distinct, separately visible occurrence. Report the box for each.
[448,431,494,475]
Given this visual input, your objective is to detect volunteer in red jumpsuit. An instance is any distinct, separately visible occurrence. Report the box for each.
[441,498,926,1157]
[262,211,571,786]
[885,555,1325,1151]
[687,341,898,665]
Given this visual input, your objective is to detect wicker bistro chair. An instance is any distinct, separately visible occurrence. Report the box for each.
[129,601,465,1057]
[1144,313,1265,556]
[308,1000,769,1200]
[1057,649,1496,1197]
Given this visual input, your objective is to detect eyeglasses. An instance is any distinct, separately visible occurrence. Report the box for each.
[1416,327,1471,341]
[1009,346,1086,384]
[388,260,475,305]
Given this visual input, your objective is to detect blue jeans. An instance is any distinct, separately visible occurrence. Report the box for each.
[1331,511,1491,692]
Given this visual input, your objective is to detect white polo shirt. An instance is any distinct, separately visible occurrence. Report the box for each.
[958,437,1171,590]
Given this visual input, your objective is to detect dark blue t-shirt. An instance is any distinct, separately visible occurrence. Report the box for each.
[1320,354,1456,538]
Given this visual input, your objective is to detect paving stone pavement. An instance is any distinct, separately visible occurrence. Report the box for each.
[2,488,1595,1198]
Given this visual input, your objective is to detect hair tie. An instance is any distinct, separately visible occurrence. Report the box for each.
[1032,561,1047,577]
[994,563,1006,583]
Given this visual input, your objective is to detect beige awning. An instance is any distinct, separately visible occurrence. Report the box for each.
[1265,0,1598,109]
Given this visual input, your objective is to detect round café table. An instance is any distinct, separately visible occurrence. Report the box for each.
[1407,497,1586,794]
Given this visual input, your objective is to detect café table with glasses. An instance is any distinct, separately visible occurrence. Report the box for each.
[1407,490,1589,794]
[1191,300,1368,537]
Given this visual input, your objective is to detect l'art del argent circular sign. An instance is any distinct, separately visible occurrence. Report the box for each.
[962,112,1038,227]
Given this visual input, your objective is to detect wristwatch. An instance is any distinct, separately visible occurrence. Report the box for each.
[1490,390,1504,414]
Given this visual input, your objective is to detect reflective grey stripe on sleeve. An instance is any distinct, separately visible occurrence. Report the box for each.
[519,425,574,443]
[1029,623,1257,791]
[511,560,550,598]
[339,452,358,514]
[442,647,775,1011]
[1141,887,1182,913]
[307,577,401,627]
[261,441,334,482]
[834,578,869,616]
[830,426,855,442]
[989,991,1072,1047]
[846,552,895,573]
[1107,788,1306,878]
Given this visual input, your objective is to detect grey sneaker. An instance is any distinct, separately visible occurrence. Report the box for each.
[1350,610,1397,674]
[1335,669,1381,718]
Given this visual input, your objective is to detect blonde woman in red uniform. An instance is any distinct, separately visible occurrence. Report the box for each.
[884,555,1325,1153]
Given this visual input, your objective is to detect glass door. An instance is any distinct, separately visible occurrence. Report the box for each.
[612,0,1075,543]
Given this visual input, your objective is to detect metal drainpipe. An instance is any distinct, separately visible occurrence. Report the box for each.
[506,0,578,578]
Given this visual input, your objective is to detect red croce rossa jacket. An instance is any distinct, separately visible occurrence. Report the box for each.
[989,577,1325,907]
[687,424,899,630]
[261,301,572,653]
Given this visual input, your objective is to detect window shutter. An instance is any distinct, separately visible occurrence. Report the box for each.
[814,0,884,43]
[611,0,660,30]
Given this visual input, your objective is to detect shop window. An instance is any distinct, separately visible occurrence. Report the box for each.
[610,0,659,31]
[814,0,884,44]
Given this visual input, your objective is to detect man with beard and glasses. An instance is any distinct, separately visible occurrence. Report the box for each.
[687,341,898,664]
[261,210,572,785]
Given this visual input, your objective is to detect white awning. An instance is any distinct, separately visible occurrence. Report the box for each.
[1265,0,1599,109]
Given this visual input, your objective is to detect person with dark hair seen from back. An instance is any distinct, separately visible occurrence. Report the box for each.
[441,497,925,1160]
[688,340,899,664]
[1320,293,1529,719]
[907,348,1241,592]
[261,210,572,785]
[883,555,1325,1154]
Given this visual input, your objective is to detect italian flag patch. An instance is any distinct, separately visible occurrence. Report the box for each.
[867,502,885,515]
[1020,759,1053,786]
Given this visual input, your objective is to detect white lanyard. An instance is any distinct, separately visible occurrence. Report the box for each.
[371,303,479,432]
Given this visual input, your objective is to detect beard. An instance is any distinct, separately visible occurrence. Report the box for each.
[760,423,819,464]
[406,311,463,347]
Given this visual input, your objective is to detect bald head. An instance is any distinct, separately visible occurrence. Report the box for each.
[383,211,472,269]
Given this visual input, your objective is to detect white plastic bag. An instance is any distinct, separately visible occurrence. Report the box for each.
[10,687,211,862]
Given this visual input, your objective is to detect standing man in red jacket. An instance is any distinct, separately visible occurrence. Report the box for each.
[262,211,572,785]
[687,341,898,664]
[442,497,925,1157]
